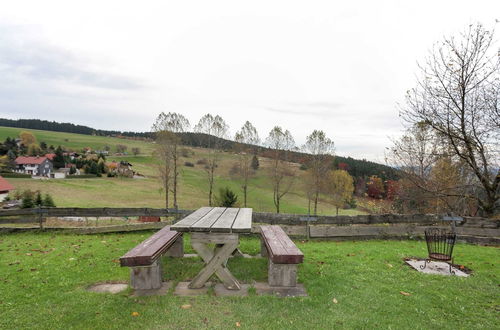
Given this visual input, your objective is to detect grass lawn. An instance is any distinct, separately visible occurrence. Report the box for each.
[0,232,498,329]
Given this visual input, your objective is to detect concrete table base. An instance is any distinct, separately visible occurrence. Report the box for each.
[214,284,250,297]
[132,281,172,297]
[87,283,128,294]
[254,282,308,297]
[174,281,212,296]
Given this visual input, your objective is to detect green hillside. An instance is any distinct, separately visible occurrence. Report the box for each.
[1,126,366,215]
[0,126,155,154]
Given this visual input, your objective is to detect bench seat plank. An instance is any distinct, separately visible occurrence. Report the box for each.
[120,226,182,267]
[261,225,304,264]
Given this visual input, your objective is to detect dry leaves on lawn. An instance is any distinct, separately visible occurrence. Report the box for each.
[332,298,338,304]
[181,304,192,309]
[400,291,411,296]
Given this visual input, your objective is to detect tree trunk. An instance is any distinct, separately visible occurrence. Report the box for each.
[243,185,247,207]
[313,190,319,216]
[336,206,339,216]
[173,144,178,210]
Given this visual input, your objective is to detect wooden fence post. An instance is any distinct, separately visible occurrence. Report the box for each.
[38,207,43,229]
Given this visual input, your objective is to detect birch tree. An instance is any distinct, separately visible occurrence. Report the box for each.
[302,130,335,215]
[194,114,229,206]
[234,121,260,207]
[152,112,190,209]
[265,126,296,213]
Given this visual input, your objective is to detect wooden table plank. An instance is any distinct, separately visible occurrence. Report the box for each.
[190,207,227,231]
[232,208,252,232]
[211,208,239,232]
[171,207,213,231]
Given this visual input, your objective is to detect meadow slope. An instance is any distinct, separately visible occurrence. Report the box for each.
[2,126,365,215]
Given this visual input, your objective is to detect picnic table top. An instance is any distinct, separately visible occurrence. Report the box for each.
[171,207,252,233]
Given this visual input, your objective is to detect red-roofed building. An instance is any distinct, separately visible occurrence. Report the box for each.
[0,176,14,201]
[15,156,53,177]
[45,153,56,161]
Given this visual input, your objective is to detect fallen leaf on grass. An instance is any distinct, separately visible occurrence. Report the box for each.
[181,304,192,309]
[236,322,241,327]
[25,253,32,256]
[332,298,338,304]
[399,291,411,296]
[131,312,139,317]
[387,263,393,268]
[346,253,356,257]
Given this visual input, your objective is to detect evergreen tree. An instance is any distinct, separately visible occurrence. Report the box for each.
[250,154,259,170]
[43,194,56,207]
[21,194,34,209]
[35,191,43,206]
[53,146,65,169]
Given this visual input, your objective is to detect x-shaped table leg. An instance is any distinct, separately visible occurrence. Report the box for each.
[189,233,241,290]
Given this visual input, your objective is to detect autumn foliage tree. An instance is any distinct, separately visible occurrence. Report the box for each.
[328,169,354,215]
[367,175,385,199]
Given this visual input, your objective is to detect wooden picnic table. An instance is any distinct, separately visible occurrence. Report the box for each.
[171,207,252,290]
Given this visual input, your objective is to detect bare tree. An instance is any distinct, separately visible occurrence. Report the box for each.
[265,126,296,213]
[302,130,335,215]
[400,23,500,216]
[194,114,229,206]
[152,112,190,209]
[234,121,260,207]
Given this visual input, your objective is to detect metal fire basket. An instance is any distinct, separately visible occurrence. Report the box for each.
[421,227,457,273]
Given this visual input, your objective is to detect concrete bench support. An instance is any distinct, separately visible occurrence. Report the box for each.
[130,260,163,290]
[268,259,298,287]
[165,236,184,257]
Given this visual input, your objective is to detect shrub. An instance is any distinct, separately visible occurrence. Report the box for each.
[299,164,308,171]
[0,173,31,178]
[215,187,238,207]
[184,162,194,167]
[66,174,99,179]
[346,197,357,209]
[180,148,193,157]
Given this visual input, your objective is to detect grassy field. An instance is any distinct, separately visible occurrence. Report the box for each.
[3,126,367,215]
[0,232,498,329]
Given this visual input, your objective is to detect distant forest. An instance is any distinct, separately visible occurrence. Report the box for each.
[0,118,398,180]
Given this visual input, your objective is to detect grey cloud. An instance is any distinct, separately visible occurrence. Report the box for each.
[0,25,142,90]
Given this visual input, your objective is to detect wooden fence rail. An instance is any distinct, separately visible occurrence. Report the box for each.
[0,208,498,245]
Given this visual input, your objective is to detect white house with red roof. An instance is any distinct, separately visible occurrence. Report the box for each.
[0,176,14,201]
[15,156,53,177]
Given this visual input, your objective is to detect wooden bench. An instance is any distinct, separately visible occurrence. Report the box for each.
[260,225,304,287]
[120,226,183,290]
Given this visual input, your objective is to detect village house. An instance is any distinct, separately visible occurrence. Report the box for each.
[14,156,53,177]
[0,176,14,201]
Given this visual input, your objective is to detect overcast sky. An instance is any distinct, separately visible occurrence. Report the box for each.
[0,1,498,162]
